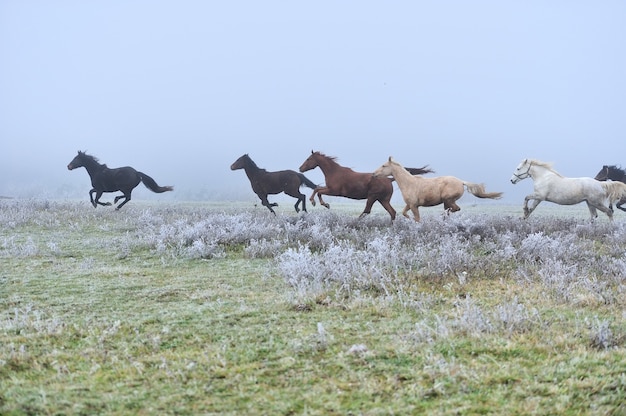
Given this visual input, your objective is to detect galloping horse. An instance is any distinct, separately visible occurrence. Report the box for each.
[510,158,623,220]
[231,154,317,214]
[299,151,433,220]
[67,151,173,210]
[373,157,502,221]
[594,165,626,212]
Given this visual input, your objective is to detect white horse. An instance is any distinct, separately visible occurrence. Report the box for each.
[510,158,626,220]
[373,157,503,221]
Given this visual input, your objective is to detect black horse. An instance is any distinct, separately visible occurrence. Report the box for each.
[231,154,317,214]
[595,165,626,212]
[67,151,174,210]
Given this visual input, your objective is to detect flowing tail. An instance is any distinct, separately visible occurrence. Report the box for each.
[601,181,626,204]
[138,172,174,193]
[298,173,317,189]
[463,182,503,199]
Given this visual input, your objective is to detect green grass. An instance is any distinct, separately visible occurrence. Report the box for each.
[1,200,625,415]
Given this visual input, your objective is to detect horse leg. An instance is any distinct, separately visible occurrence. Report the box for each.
[618,196,626,212]
[402,204,411,219]
[586,201,612,220]
[90,189,111,208]
[285,188,307,213]
[358,197,376,218]
[523,196,541,219]
[294,193,307,213]
[259,194,277,215]
[443,200,461,214]
[89,189,97,207]
[311,187,330,209]
[308,189,318,207]
[378,199,397,221]
[409,205,421,222]
[115,192,132,210]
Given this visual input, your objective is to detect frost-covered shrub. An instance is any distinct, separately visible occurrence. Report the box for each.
[0,236,38,257]
[494,297,540,335]
[276,239,402,298]
[588,317,619,350]
[452,296,494,336]
[183,239,225,259]
[245,238,287,258]
[411,297,541,343]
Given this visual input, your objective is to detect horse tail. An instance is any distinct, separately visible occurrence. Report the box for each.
[601,181,626,203]
[138,172,174,193]
[463,182,503,199]
[298,173,317,189]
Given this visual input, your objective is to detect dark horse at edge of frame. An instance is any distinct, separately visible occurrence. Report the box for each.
[298,150,434,221]
[67,151,174,210]
[230,154,318,215]
[595,164,626,212]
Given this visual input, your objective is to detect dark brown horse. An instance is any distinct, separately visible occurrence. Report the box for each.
[595,165,626,212]
[298,151,433,220]
[67,151,173,210]
[231,154,317,215]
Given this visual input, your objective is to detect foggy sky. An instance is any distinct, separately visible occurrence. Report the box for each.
[2,1,626,208]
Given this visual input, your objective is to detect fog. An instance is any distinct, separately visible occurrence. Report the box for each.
[2,2,626,208]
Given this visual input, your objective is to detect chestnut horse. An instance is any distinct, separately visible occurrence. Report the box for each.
[67,151,173,210]
[373,157,502,221]
[299,151,432,220]
[231,154,317,215]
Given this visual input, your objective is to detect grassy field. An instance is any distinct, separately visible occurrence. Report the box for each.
[1,199,625,415]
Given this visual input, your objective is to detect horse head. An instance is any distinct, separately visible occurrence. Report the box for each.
[595,165,625,182]
[510,159,532,184]
[67,150,87,170]
[230,154,252,171]
[299,151,320,172]
[594,165,610,181]
[372,157,398,178]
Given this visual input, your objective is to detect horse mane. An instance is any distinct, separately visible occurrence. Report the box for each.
[78,151,107,168]
[242,154,260,169]
[314,151,338,162]
[79,150,97,162]
[528,159,562,177]
[607,165,626,175]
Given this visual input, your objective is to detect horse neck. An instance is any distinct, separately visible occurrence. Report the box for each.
[390,163,414,184]
[609,168,626,183]
[314,156,340,175]
[530,164,558,180]
[241,161,262,179]
[82,157,107,177]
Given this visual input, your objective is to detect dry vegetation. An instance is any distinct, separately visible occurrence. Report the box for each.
[1,199,625,415]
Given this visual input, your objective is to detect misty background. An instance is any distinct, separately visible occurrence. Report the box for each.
[2,2,625,209]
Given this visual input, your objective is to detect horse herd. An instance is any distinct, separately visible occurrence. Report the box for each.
[67,150,626,221]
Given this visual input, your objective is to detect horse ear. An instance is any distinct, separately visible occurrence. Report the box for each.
[388,156,393,162]
[311,150,314,154]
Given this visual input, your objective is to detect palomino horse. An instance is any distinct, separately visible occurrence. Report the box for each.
[373,157,503,221]
[230,154,317,214]
[510,158,625,220]
[594,165,626,212]
[67,151,173,210]
[298,151,432,220]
